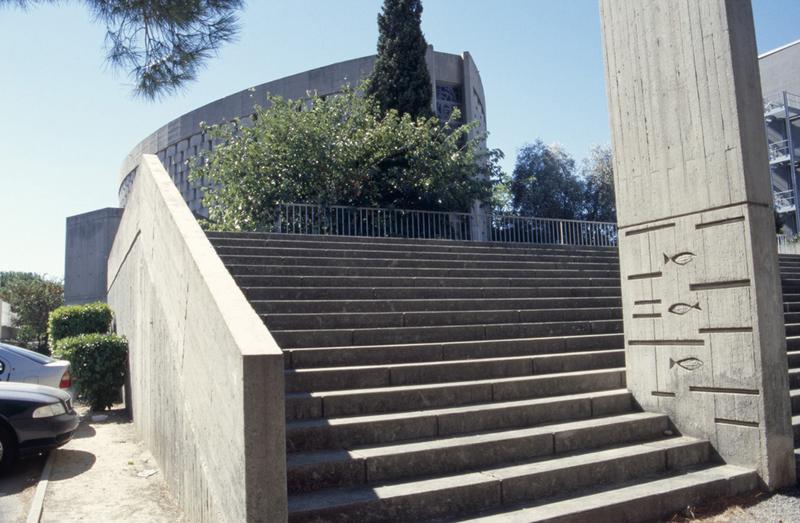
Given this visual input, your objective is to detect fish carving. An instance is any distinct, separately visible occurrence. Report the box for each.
[663,252,696,266]
[668,302,702,315]
[669,357,703,371]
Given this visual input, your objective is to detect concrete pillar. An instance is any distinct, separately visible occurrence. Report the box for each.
[600,0,795,489]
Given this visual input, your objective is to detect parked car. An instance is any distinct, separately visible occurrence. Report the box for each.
[0,342,72,389]
[0,382,79,471]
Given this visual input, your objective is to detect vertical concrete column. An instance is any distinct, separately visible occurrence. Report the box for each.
[600,0,795,488]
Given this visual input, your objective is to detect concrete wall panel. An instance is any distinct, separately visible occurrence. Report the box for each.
[64,207,123,304]
[107,155,286,522]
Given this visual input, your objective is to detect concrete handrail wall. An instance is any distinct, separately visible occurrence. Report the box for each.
[107,154,287,522]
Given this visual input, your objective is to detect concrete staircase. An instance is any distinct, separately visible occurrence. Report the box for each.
[208,232,758,522]
[780,254,800,472]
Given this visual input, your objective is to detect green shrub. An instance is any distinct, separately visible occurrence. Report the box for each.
[48,302,113,345]
[53,333,128,411]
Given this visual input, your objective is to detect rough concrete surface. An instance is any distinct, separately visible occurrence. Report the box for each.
[601,0,795,488]
[0,453,46,522]
[41,407,183,523]
[664,486,800,522]
[107,154,286,522]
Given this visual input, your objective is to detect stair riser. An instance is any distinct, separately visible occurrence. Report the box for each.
[284,351,626,392]
[285,370,626,420]
[226,264,621,280]
[286,415,669,494]
[788,324,800,339]
[285,392,632,452]
[254,297,623,315]
[243,286,623,301]
[790,372,800,389]
[211,237,620,257]
[234,275,621,289]
[267,307,623,331]
[219,254,619,271]
[286,334,624,369]
[273,320,624,349]
[214,246,621,264]
[789,352,800,368]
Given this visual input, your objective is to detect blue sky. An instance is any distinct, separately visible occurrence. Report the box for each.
[1,0,799,277]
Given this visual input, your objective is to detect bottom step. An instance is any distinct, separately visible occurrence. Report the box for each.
[457,464,757,523]
[288,437,725,522]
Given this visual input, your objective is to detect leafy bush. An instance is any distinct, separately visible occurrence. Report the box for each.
[191,84,501,231]
[0,273,64,354]
[48,302,112,346]
[53,334,128,411]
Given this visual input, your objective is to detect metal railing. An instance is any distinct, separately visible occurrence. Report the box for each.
[273,203,473,240]
[777,234,800,255]
[269,203,618,247]
[774,190,796,214]
[487,214,618,246]
[768,140,791,163]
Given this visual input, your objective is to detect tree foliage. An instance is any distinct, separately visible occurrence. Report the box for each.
[0,272,64,352]
[191,86,498,231]
[1,0,242,99]
[507,141,617,222]
[580,145,616,222]
[510,140,584,219]
[367,0,432,118]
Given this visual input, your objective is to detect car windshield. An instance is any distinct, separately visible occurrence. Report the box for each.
[0,343,55,364]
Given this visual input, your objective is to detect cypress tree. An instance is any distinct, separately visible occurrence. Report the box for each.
[367,0,433,118]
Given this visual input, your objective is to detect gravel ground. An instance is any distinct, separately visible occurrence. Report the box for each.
[664,487,800,522]
[41,406,184,522]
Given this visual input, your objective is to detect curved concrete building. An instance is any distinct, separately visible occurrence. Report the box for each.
[119,46,487,214]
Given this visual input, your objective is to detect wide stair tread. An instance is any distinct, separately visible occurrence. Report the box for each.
[287,436,733,523]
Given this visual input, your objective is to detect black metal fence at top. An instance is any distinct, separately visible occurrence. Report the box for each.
[271,203,619,247]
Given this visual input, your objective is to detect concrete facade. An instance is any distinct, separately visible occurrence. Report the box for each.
[64,207,124,305]
[601,0,795,489]
[0,300,17,341]
[107,155,286,522]
[118,47,486,215]
[759,41,800,235]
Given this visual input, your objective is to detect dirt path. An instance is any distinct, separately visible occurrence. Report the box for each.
[41,407,184,522]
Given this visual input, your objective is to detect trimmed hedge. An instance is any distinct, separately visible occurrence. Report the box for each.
[53,333,128,411]
[48,302,113,345]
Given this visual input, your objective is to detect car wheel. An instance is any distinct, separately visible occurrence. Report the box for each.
[0,423,16,473]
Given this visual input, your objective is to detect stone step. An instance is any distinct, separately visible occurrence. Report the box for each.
[285,368,626,420]
[267,307,622,331]
[787,323,800,338]
[285,349,625,393]
[286,412,671,495]
[213,245,621,264]
[234,274,622,289]
[783,293,800,304]
[789,350,800,369]
[790,369,800,389]
[272,318,624,349]
[208,232,620,256]
[243,285,622,302]
[285,333,624,369]
[219,253,619,271]
[285,389,632,453]
[784,302,800,313]
[794,415,800,443]
[788,336,800,351]
[224,263,621,279]
[453,464,756,523]
[253,296,623,315]
[791,389,800,414]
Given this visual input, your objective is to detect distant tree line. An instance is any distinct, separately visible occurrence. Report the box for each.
[0,272,64,353]
[502,141,616,223]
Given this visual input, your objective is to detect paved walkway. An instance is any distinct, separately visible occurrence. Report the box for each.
[0,453,46,522]
[41,407,183,522]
